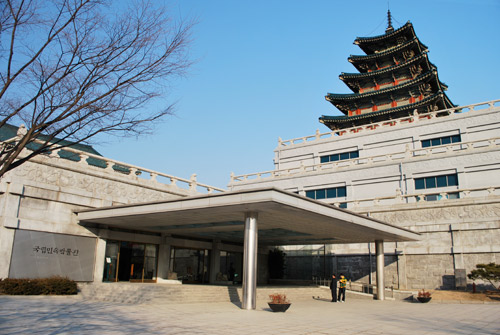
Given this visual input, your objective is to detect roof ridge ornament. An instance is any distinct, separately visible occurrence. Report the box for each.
[386,9,394,34]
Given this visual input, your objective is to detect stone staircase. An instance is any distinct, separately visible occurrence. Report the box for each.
[78,283,370,305]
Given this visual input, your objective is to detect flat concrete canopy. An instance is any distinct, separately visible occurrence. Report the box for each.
[76,188,419,245]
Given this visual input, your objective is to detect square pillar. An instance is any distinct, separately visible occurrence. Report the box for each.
[209,240,221,284]
[375,240,385,300]
[93,237,107,282]
[242,212,258,310]
[157,237,171,281]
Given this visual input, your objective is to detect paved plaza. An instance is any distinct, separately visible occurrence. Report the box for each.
[0,296,499,335]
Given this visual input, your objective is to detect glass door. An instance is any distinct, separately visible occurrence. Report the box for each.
[130,244,145,281]
[102,240,158,283]
[103,241,119,282]
[169,247,210,284]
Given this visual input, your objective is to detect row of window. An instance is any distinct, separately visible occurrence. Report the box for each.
[320,150,359,163]
[415,173,458,190]
[319,134,461,163]
[305,186,346,200]
[421,134,461,148]
[303,173,459,204]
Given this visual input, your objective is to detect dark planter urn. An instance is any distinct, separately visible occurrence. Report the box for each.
[417,296,432,303]
[268,303,291,312]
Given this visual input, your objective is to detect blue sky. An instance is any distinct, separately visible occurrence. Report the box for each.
[96,0,500,190]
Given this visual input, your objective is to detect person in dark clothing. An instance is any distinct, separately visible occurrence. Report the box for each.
[330,274,337,302]
[338,273,347,302]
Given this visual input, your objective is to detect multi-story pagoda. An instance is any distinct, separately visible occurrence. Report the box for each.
[320,11,454,131]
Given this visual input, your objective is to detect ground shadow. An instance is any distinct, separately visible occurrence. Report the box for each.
[226,285,242,308]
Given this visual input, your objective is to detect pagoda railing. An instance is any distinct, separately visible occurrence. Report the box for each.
[229,136,500,184]
[4,138,225,195]
[277,99,500,147]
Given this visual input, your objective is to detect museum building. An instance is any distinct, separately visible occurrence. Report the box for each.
[0,14,498,307]
[229,16,500,290]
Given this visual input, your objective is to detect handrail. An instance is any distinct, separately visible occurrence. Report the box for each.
[277,99,500,147]
[5,137,225,194]
[230,137,500,184]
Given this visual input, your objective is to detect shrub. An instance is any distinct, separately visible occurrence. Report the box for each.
[268,293,289,304]
[418,289,431,298]
[468,263,500,291]
[0,277,77,295]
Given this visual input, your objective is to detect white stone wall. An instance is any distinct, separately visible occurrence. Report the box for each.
[0,147,223,280]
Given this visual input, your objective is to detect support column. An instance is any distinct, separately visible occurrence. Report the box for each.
[209,239,221,284]
[157,236,172,282]
[375,240,385,301]
[242,212,258,310]
[93,237,107,282]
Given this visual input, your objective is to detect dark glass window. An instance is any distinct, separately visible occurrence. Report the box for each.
[305,190,315,199]
[338,203,347,209]
[436,175,447,187]
[320,150,359,163]
[421,134,461,148]
[339,152,349,160]
[415,178,425,190]
[305,186,347,200]
[415,174,459,190]
[326,188,337,198]
[426,177,436,188]
[316,189,326,199]
[447,174,458,186]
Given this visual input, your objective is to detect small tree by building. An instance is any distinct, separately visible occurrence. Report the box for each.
[467,263,500,291]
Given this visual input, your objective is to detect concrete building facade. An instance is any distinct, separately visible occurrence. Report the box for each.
[229,99,500,290]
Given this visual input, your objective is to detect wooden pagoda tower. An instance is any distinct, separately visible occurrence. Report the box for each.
[320,11,454,131]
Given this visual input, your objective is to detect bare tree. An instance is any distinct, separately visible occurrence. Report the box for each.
[0,0,194,178]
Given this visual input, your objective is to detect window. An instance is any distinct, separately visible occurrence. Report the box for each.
[305,186,347,200]
[422,192,460,202]
[421,134,461,148]
[415,174,458,190]
[320,150,359,163]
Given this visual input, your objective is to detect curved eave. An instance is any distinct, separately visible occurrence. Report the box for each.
[327,70,435,102]
[349,37,428,64]
[320,91,448,124]
[354,21,414,46]
[340,53,430,81]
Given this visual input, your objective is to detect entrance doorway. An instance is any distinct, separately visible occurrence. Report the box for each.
[103,240,158,282]
[169,247,209,284]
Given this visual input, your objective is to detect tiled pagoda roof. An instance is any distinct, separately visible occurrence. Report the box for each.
[327,70,436,104]
[319,91,450,128]
[348,37,428,64]
[320,18,454,131]
[354,21,416,54]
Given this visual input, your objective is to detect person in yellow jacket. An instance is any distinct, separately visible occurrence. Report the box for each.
[338,273,347,302]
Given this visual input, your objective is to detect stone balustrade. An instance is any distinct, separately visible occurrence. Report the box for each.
[19,140,225,194]
[230,136,500,184]
[331,185,500,210]
[277,99,500,147]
